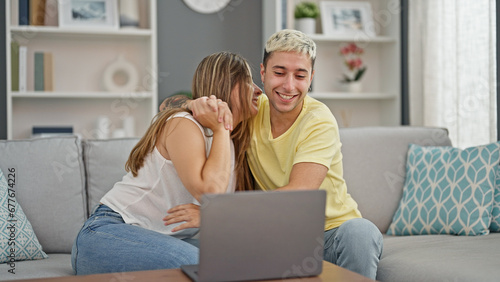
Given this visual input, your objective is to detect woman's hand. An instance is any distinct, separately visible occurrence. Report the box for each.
[191,95,233,131]
[163,203,200,232]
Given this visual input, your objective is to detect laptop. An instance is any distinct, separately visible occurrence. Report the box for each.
[181,190,326,282]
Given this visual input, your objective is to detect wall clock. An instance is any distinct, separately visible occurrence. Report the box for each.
[183,0,231,14]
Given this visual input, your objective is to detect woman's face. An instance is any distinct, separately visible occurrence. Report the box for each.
[250,83,263,117]
[230,81,261,126]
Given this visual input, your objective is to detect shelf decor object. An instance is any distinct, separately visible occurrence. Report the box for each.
[102,54,139,92]
[58,0,119,29]
[119,0,139,27]
[339,42,366,92]
[320,1,375,39]
[294,2,320,34]
[182,0,231,14]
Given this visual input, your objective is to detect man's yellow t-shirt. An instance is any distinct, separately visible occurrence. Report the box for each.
[247,95,361,230]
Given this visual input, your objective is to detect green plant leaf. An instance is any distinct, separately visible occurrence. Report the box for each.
[354,67,366,81]
[294,2,320,18]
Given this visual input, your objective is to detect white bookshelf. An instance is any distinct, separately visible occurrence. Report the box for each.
[309,92,396,100]
[262,0,401,127]
[5,0,158,139]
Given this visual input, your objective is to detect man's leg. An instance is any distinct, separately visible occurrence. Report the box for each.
[323,218,383,279]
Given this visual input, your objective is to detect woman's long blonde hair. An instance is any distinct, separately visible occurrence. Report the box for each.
[125,51,254,191]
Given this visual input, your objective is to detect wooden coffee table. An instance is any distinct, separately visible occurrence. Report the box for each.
[7,261,376,282]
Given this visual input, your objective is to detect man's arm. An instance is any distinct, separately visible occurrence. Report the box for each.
[159,95,233,130]
[276,162,328,191]
[275,115,337,191]
[159,95,191,111]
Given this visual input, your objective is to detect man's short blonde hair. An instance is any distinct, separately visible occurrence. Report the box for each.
[263,29,317,68]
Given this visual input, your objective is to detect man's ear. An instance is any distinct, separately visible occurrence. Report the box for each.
[260,63,266,83]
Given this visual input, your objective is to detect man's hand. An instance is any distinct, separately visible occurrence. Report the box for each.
[163,203,200,232]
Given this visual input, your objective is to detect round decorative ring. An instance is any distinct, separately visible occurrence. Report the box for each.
[102,55,139,92]
[183,0,231,14]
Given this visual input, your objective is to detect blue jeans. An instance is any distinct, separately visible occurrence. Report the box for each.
[324,218,383,279]
[71,205,199,275]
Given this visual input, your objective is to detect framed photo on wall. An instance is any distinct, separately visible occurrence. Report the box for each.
[58,0,119,29]
[320,1,375,37]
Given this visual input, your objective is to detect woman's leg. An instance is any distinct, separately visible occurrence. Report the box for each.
[71,205,199,275]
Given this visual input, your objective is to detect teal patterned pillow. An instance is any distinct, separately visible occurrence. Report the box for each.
[490,167,500,231]
[0,168,48,263]
[387,142,499,236]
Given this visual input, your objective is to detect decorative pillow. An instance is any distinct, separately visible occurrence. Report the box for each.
[490,167,500,231]
[387,142,499,236]
[0,168,48,263]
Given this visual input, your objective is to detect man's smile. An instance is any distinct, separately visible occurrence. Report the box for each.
[276,91,299,101]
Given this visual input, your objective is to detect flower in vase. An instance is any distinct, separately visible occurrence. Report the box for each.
[339,43,366,83]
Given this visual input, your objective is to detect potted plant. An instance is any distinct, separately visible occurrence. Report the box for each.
[339,42,366,92]
[294,2,320,34]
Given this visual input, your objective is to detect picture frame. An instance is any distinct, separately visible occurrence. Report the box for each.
[320,1,375,38]
[58,0,119,29]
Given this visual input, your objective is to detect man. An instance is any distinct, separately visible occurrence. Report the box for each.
[161,29,383,279]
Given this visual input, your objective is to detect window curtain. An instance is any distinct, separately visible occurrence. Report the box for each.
[409,0,496,148]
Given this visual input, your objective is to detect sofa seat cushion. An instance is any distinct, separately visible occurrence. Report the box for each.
[377,233,500,282]
[0,137,87,254]
[0,253,73,281]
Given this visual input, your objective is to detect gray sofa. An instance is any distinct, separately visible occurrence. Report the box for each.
[0,127,499,281]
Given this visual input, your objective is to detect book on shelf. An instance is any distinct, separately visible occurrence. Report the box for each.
[19,45,27,92]
[34,52,44,91]
[19,0,30,26]
[11,0,19,26]
[32,126,74,138]
[16,0,49,26]
[34,51,54,92]
[30,0,47,26]
[44,53,54,91]
[11,41,20,91]
[44,0,58,26]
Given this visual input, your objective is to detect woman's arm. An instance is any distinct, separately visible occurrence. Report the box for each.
[161,114,231,202]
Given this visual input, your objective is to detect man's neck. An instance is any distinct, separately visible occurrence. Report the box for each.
[269,102,303,139]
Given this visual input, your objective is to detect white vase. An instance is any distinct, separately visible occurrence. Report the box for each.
[341,81,363,93]
[295,18,316,34]
[348,81,363,92]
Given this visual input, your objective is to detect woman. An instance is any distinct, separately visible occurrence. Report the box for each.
[71,52,260,275]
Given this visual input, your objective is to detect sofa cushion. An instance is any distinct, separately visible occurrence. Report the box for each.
[83,138,139,214]
[387,142,498,236]
[378,233,500,282]
[0,136,86,253]
[0,168,48,264]
[0,137,86,254]
[490,168,500,231]
[339,127,452,233]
